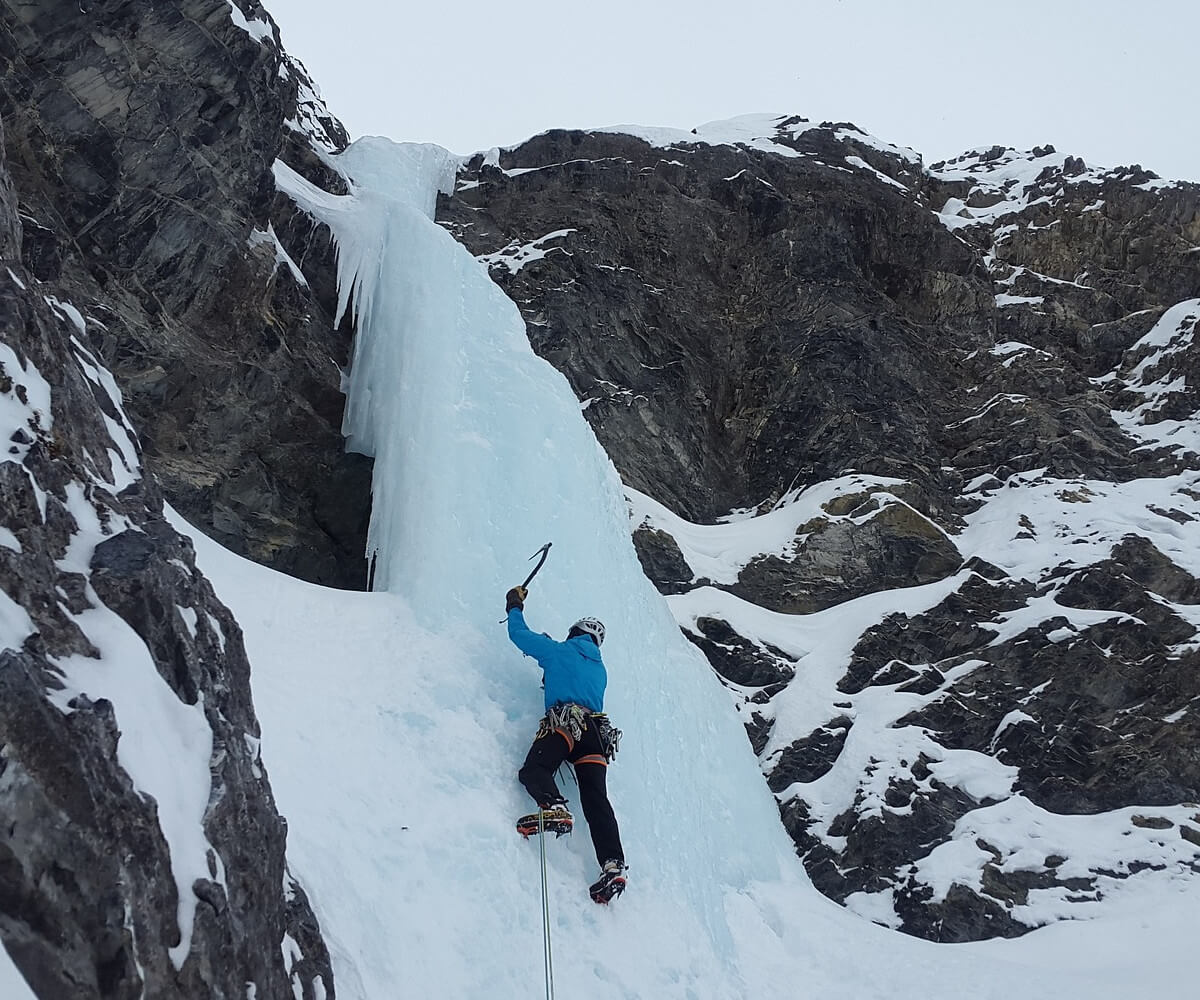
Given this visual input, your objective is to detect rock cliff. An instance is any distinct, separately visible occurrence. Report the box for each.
[1,0,368,589]
[1,1,348,994]
[439,117,1200,940]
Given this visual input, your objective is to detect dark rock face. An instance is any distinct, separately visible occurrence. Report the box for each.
[441,126,995,523]
[687,617,794,689]
[630,525,693,594]
[898,543,1200,815]
[0,212,333,996]
[1,3,345,995]
[0,0,369,589]
[766,716,851,791]
[438,118,1200,940]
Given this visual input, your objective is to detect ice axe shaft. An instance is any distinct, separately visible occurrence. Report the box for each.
[500,542,552,623]
[521,542,553,590]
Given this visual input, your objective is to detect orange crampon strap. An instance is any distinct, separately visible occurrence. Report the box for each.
[574,753,608,767]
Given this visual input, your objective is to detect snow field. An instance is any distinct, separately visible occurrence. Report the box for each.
[182,524,772,998]
[185,515,1200,1000]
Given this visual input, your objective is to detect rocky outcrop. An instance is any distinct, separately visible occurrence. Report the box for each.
[920,146,1200,366]
[0,116,333,992]
[437,116,1200,940]
[734,496,962,614]
[440,124,995,523]
[0,0,368,589]
[895,540,1200,814]
[1,2,349,995]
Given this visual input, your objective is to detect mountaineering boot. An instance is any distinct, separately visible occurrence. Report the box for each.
[516,803,573,838]
[589,860,627,904]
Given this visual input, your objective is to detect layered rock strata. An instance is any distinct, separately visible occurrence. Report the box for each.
[1,2,347,994]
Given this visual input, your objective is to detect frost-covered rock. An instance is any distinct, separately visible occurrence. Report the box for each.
[0,280,332,999]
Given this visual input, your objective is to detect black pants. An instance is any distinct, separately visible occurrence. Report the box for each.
[518,715,624,867]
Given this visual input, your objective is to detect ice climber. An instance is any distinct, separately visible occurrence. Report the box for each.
[505,584,628,904]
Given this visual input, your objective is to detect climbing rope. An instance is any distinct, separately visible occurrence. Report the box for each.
[538,809,556,1000]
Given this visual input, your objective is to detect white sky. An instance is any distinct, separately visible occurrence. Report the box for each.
[267,0,1198,180]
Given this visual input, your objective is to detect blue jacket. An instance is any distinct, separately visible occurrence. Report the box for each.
[507,609,607,713]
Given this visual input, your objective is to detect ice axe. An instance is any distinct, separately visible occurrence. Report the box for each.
[521,541,553,590]
[500,542,552,622]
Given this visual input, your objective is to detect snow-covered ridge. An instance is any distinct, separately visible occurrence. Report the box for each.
[281,53,348,154]
[929,143,1187,234]
[467,114,1195,256]
[474,111,1195,232]
[460,112,926,194]
[592,118,1188,240]
[592,112,922,166]
[595,113,810,158]
[225,0,273,45]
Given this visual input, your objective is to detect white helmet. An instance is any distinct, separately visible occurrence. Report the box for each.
[570,617,605,646]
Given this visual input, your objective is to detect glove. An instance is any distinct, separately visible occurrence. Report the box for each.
[506,586,528,612]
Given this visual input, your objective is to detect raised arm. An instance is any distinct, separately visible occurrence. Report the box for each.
[506,608,560,661]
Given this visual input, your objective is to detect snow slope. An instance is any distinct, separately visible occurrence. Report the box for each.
[172,133,1200,998]
[182,514,1200,1000]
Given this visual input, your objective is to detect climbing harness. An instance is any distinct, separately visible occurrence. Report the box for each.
[537,703,589,747]
[536,705,622,760]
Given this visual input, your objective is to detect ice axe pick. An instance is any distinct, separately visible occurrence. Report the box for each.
[500,542,552,623]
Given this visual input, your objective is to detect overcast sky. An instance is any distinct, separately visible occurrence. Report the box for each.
[267,0,1198,181]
